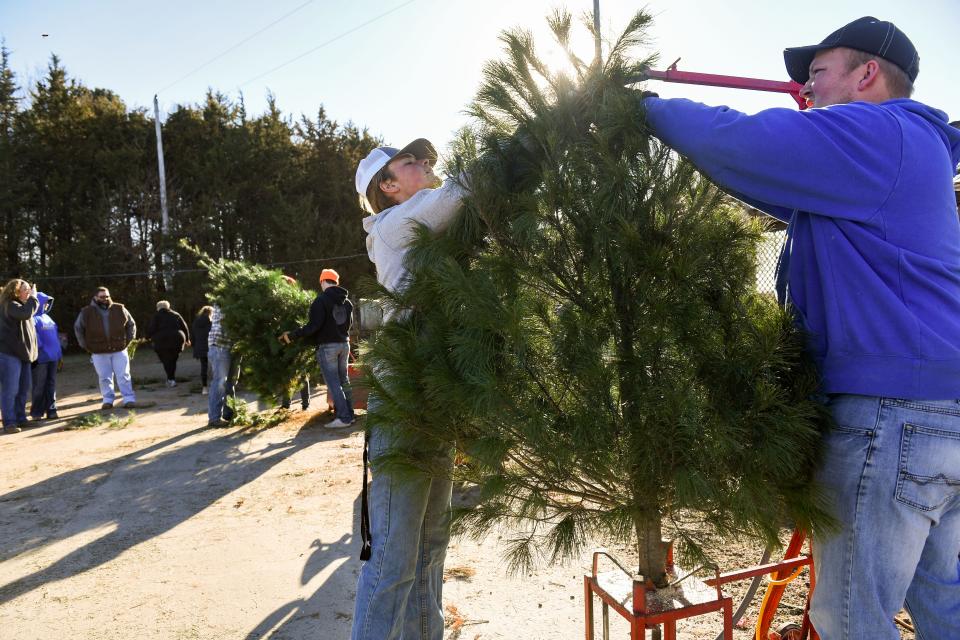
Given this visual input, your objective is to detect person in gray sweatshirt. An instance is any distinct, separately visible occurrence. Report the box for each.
[351,138,464,640]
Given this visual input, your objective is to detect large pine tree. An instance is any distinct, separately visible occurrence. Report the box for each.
[363,10,831,587]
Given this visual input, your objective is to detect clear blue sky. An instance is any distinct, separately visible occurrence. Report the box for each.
[2,0,958,153]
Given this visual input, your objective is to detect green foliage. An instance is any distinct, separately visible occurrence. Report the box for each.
[185,242,319,403]
[226,398,292,430]
[65,411,135,431]
[0,53,378,343]
[126,338,145,361]
[364,10,831,585]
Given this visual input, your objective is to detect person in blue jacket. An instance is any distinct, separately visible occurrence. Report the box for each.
[642,16,960,640]
[30,291,62,421]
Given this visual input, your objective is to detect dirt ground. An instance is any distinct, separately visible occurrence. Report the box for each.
[0,353,913,640]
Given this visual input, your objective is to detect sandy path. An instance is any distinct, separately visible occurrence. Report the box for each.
[0,353,909,639]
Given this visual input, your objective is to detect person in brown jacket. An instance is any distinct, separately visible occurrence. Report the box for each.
[73,286,139,410]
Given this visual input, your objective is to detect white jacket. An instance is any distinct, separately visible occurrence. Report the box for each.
[362,179,465,318]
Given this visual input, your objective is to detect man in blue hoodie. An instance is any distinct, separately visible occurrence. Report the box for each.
[642,16,960,640]
[31,291,62,421]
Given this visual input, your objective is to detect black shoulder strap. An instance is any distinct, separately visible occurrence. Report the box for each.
[359,429,372,560]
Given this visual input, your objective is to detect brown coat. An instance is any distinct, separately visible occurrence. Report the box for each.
[79,304,131,354]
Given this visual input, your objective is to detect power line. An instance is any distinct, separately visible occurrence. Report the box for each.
[156,0,316,95]
[238,0,417,88]
[37,253,368,282]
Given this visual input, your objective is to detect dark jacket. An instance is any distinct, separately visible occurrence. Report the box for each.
[146,308,190,352]
[191,313,212,358]
[34,292,62,363]
[0,295,39,362]
[291,285,353,345]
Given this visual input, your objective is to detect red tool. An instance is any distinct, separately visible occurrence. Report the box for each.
[643,58,808,110]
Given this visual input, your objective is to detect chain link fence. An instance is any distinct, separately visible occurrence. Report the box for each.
[755,230,786,297]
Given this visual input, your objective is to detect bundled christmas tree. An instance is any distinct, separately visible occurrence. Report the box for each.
[184,242,319,402]
[363,11,831,586]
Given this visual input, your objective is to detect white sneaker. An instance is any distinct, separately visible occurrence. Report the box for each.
[201,386,208,395]
[325,418,353,429]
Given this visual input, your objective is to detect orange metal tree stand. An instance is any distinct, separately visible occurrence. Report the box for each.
[584,530,817,640]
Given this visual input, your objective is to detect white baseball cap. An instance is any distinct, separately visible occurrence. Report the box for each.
[355,138,437,198]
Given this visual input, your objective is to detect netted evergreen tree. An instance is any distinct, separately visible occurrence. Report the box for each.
[363,10,831,587]
[184,242,319,402]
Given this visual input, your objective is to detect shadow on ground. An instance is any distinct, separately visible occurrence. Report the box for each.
[244,435,476,640]
[244,492,362,639]
[0,420,351,605]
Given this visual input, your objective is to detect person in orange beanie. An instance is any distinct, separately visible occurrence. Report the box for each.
[279,268,354,427]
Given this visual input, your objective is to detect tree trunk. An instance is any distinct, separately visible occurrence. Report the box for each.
[635,509,669,588]
[606,249,670,587]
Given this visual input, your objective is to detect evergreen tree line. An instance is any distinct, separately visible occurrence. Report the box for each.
[0,47,379,344]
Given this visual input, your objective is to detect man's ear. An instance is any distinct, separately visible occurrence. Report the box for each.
[857,59,881,91]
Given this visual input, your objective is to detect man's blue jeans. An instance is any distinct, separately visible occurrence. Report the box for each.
[811,395,960,639]
[0,353,30,427]
[207,346,239,422]
[30,360,58,418]
[318,342,354,423]
[91,350,135,405]
[351,422,453,640]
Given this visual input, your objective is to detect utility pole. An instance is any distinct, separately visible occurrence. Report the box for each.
[593,0,601,63]
[153,95,172,291]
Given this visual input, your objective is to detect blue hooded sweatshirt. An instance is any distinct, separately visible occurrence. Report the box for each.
[644,97,960,399]
[34,292,63,364]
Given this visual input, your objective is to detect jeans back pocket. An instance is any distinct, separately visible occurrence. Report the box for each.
[896,422,960,512]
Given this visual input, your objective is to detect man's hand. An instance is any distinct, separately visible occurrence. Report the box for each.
[57,359,63,372]
[278,332,292,345]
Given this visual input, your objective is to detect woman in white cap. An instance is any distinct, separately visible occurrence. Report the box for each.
[351,138,464,640]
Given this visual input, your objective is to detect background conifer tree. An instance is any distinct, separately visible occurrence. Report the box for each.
[363,10,831,587]
[188,243,319,402]
[0,49,377,337]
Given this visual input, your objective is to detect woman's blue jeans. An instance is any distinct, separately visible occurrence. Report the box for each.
[811,394,960,639]
[0,353,30,427]
[351,423,453,640]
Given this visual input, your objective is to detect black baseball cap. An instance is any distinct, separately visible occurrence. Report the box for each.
[783,16,919,85]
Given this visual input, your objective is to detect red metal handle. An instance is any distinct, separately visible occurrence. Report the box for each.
[641,59,808,110]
